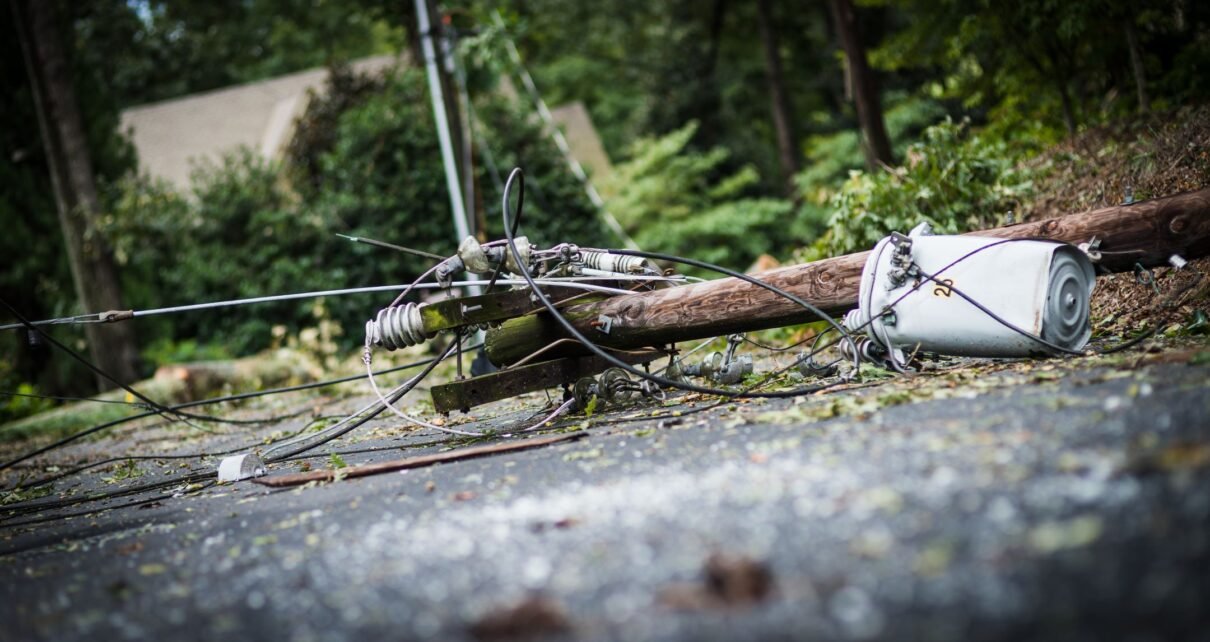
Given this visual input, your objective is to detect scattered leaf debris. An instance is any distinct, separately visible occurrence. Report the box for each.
[660,553,775,610]
[469,595,571,640]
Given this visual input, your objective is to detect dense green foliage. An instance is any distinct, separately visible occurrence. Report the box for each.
[509,0,1210,161]
[2,0,1208,403]
[802,118,1035,260]
[605,114,1032,265]
[499,0,849,193]
[101,66,608,360]
[75,0,405,108]
[872,0,1210,135]
[605,122,795,268]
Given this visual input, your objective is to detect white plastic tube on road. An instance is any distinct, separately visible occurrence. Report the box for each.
[217,453,266,482]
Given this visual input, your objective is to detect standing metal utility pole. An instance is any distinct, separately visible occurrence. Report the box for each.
[415,0,472,245]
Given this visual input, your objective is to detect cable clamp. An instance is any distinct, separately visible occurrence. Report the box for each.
[1078,236,1103,263]
[98,310,134,323]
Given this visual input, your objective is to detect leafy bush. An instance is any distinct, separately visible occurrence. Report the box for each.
[797,118,1034,261]
[0,383,55,425]
[472,98,617,250]
[102,64,612,361]
[796,94,948,195]
[604,121,797,269]
[106,151,317,357]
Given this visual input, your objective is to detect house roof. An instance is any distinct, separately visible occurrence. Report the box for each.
[120,55,614,193]
[119,55,400,189]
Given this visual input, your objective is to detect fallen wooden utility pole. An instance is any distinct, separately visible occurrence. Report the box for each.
[486,189,1210,365]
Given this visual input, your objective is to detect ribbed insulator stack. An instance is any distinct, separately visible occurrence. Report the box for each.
[365,303,431,350]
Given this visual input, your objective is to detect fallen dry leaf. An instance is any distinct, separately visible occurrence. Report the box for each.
[659,552,774,611]
[469,595,570,640]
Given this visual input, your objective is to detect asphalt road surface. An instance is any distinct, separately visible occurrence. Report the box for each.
[2,344,1209,641]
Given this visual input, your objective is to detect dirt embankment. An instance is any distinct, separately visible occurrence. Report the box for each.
[1021,105,1210,222]
[1014,106,1210,338]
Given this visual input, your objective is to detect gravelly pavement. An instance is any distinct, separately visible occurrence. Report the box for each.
[2,346,1209,642]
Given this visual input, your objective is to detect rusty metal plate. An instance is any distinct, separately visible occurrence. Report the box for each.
[430,351,662,413]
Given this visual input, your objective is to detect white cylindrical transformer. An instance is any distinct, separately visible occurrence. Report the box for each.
[844,224,1095,361]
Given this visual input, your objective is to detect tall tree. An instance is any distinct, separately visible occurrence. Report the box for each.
[12,0,140,389]
[644,0,730,150]
[827,0,893,169]
[755,0,800,197]
[1121,17,1149,113]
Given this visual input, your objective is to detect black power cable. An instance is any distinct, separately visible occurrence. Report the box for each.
[0,296,211,429]
[1,348,455,513]
[10,413,342,491]
[263,340,460,462]
[0,390,275,426]
[1,474,218,525]
[1,482,218,529]
[0,348,478,474]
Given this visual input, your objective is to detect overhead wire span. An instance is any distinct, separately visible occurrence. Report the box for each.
[335,233,447,260]
[8,413,343,491]
[0,174,844,514]
[5,175,1174,515]
[0,297,228,434]
[0,277,685,332]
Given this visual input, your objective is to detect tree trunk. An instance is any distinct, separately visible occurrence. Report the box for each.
[1123,19,1149,114]
[755,0,800,197]
[485,188,1210,364]
[676,0,728,149]
[13,0,140,390]
[1056,77,1077,136]
[827,0,893,169]
[400,2,423,65]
